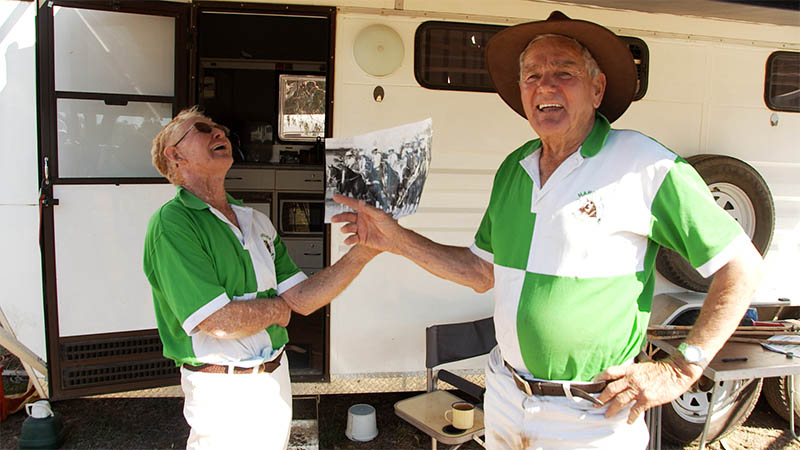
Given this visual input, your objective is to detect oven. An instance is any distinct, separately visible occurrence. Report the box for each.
[277,192,324,237]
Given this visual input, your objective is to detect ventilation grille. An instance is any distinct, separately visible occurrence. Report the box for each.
[62,359,178,388]
[59,332,179,390]
[62,334,164,361]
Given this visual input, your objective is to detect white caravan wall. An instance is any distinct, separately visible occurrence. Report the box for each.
[0,2,46,360]
[328,3,800,378]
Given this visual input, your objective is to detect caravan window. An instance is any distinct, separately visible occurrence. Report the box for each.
[624,37,649,101]
[765,51,800,113]
[414,21,504,92]
[414,21,649,100]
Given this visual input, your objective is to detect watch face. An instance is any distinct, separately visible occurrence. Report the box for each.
[684,346,701,363]
[679,343,707,366]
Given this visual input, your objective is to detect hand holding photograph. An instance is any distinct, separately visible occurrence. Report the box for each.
[324,118,432,222]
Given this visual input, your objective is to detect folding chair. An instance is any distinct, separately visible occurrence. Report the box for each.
[394,317,496,450]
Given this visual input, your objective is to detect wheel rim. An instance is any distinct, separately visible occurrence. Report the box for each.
[672,379,746,423]
[709,182,756,237]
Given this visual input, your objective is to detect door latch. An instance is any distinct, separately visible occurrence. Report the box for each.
[41,156,59,207]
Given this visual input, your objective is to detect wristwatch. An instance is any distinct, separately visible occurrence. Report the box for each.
[677,342,710,368]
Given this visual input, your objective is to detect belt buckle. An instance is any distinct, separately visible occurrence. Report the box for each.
[504,360,533,396]
[511,370,533,396]
[570,386,604,407]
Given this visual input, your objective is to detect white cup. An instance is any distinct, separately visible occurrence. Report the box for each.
[25,400,54,419]
[444,401,474,430]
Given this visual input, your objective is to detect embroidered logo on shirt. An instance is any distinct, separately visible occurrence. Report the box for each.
[574,194,602,223]
[260,233,276,259]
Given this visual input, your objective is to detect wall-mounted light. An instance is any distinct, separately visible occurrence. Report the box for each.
[373,86,384,102]
[353,24,404,77]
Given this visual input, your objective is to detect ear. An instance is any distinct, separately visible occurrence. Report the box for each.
[163,145,186,165]
[592,72,607,109]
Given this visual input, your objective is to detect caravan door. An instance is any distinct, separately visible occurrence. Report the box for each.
[38,1,189,399]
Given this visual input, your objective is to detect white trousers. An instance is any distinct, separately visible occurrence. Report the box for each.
[484,346,649,450]
[180,353,292,450]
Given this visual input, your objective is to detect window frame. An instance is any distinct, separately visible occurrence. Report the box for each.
[39,1,189,185]
[764,51,800,113]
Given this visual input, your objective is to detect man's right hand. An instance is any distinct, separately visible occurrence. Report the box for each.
[331,194,403,254]
[594,358,703,424]
[332,194,494,293]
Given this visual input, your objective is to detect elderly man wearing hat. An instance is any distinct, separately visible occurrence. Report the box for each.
[333,11,763,448]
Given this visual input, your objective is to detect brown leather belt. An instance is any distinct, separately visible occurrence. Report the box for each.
[504,360,606,406]
[184,350,283,375]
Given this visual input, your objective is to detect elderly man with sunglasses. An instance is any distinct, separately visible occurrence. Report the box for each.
[143,106,378,449]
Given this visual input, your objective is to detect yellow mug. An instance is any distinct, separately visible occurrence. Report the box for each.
[444,401,474,430]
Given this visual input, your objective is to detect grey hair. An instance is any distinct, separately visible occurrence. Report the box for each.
[518,34,602,80]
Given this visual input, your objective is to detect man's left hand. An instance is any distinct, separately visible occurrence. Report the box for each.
[593,359,704,424]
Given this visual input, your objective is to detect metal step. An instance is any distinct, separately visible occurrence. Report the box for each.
[289,419,319,450]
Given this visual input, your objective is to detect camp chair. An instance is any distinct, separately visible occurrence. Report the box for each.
[394,317,496,450]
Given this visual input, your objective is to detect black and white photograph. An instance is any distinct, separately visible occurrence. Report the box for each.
[324,118,432,222]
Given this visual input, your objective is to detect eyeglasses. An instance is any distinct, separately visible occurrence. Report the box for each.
[171,122,230,147]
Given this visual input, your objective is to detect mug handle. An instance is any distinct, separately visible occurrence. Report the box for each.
[24,403,33,416]
[444,409,452,423]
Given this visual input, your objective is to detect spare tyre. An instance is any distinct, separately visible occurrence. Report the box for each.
[763,375,800,424]
[661,376,763,445]
[656,155,774,292]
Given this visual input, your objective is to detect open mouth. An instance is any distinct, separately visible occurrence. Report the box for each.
[210,143,227,152]
[537,103,564,112]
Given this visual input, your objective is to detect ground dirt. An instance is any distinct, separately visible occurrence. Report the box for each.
[2,389,800,449]
[2,349,800,449]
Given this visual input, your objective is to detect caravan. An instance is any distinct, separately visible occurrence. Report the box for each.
[2,0,798,444]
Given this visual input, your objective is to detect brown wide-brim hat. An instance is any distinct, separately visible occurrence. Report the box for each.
[486,10,636,123]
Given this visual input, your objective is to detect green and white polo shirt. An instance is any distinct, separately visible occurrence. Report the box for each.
[471,114,749,382]
[143,187,306,367]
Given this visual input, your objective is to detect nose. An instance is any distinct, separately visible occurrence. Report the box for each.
[539,71,559,88]
[211,126,226,139]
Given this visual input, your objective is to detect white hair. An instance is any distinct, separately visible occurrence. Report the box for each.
[151,105,208,184]
[518,34,602,80]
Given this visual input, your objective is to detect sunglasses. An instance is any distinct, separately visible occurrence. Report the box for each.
[172,122,230,147]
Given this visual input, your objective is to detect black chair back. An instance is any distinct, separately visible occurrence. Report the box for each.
[425,317,496,369]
